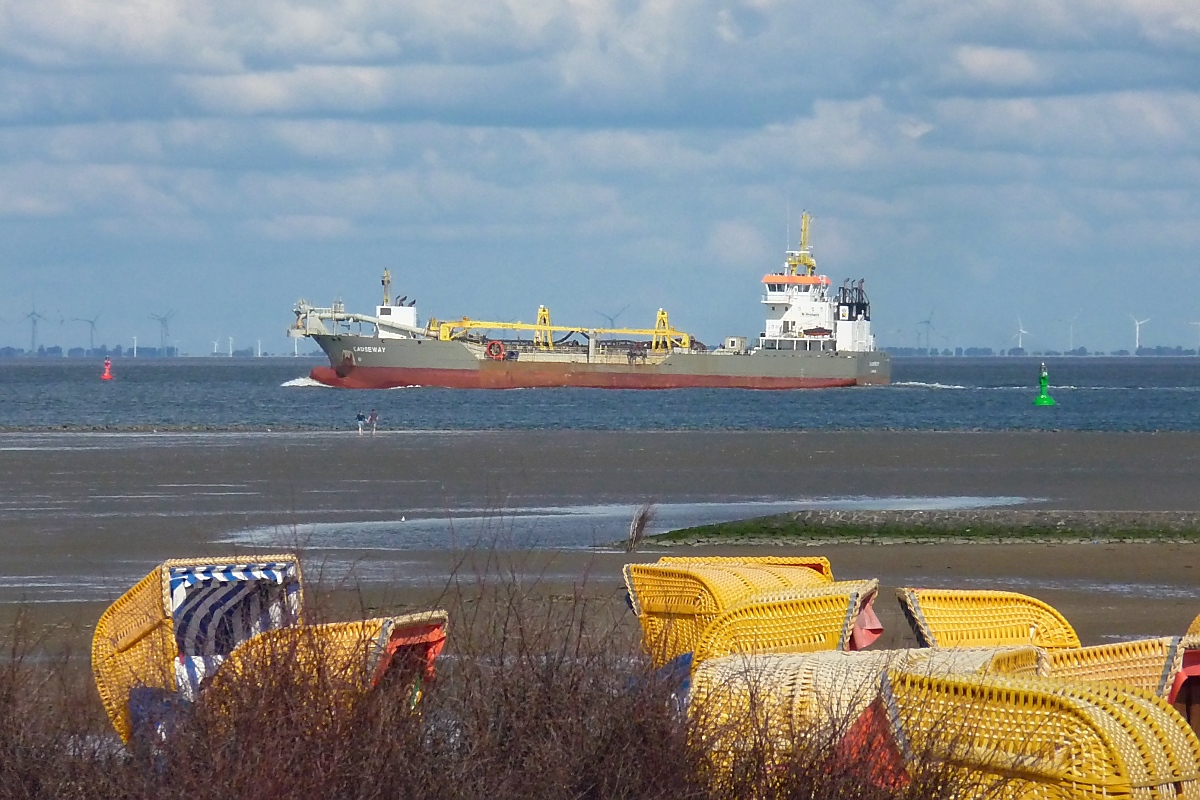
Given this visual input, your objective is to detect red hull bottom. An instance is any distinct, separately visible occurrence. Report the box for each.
[310,365,860,390]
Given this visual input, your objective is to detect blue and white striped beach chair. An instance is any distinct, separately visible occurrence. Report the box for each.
[92,555,304,742]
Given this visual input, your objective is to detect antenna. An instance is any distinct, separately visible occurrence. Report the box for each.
[73,314,101,352]
[150,310,176,355]
[24,304,47,354]
[1130,315,1150,352]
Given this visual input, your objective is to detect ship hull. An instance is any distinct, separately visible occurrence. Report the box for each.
[309,335,889,390]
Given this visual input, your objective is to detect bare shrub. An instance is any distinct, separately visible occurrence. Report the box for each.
[626,502,656,553]
[0,556,1019,800]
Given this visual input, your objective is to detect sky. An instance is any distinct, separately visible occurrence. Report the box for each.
[1,0,1199,355]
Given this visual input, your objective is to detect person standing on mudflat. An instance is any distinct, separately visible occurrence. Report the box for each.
[367,409,379,435]
[356,410,366,435]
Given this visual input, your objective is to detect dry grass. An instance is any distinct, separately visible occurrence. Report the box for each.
[0,556,1007,800]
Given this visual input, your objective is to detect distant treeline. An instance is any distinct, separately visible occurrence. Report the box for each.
[0,345,317,358]
[886,346,1200,357]
[0,345,179,358]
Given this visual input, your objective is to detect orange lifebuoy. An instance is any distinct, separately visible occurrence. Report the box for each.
[486,340,505,361]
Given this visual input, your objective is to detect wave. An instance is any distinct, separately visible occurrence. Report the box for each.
[892,381,968,390]
[280,377,331,388]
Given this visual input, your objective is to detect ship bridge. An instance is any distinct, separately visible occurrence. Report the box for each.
[756,212,875,354]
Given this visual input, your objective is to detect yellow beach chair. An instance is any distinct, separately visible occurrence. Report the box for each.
[691,650,1200,798]
[897,587,1081,650]
[623,561,835,667]
[884,671,1200,798]
[92,555,448,743]
[92,555,306,742]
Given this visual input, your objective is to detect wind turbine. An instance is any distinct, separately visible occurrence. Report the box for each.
[595,304,630,329]
[916,309,936,352]
[1013,318,1031,351]
[1130,315,1150,352]
[211,340,220,356]
[1056,311,1080,353]
[24,305,47,354]
[150,310,176,355]
[228,337,233,357]
[73,314,100,352]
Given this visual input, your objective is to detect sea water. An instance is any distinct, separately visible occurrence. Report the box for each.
[1,356,1198,431]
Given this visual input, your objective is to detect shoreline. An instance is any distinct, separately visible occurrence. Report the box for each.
[1,429,1198,646]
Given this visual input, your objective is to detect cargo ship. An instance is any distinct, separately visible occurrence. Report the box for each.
[290,213,889,389]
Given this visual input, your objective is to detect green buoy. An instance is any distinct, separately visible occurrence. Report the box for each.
[1034,362,1056,406]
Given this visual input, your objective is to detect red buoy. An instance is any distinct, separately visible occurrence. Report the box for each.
[101,357,113,381]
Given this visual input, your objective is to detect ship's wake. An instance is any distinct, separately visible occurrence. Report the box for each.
[893,381,968,390]
[280,377,331,388]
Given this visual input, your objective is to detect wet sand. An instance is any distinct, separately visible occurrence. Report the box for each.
[1,430,1198,644]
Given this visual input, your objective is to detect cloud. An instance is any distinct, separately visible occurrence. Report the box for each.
[0,0,1199,352]
[707,219,772,269]
[952,46,1042,87]
[250,214,354,240]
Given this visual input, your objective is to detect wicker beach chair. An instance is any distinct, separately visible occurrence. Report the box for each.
[1187,613,1200,637]
[93,555,304,742]
[691,651,1200,799]
[883,671,1200,799]
[203,611,448,719]
[690,647,1036,749]
[897,587,1081,650]
[623,561,834,667]
[93,555,451,744]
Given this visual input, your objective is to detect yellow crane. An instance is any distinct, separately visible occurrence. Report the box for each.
[437,306,692,352]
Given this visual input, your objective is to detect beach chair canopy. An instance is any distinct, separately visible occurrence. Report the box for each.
[693,579,883,665]
[897,587,1080,650]
[989,635,1200,701]
[655,555,835,582]
[623,560,837,667]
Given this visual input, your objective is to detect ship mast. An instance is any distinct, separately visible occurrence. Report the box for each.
[381,269,391,306]
[788,212,817,276]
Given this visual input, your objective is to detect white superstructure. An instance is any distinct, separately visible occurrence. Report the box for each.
[757,213,875,354]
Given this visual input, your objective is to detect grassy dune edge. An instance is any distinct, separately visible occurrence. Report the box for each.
[649,509,1200,546]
